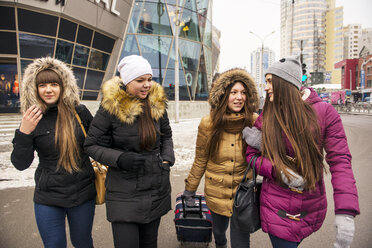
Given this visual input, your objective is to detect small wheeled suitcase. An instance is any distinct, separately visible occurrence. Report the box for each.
[174,192,213,245]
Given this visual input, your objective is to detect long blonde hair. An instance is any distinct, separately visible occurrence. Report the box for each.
[36,69,80,173]
[262,75,324,190]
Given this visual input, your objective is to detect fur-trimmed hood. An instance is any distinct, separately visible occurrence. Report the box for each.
[100,76,167,124]
[20,57,80,113]
[209,68,259,111]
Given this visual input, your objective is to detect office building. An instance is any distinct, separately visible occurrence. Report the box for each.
[0,0,218,113]
[343,24,362,59]
[250,47,275,96]
[280,0,345,85]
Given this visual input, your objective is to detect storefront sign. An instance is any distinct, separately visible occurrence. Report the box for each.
[35,0,120,16]
[36,0,65,6]
[91,0,120,16]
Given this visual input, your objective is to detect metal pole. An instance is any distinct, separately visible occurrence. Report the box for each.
[290,0,294,55]
[261,42,264,98]
[249,31,276,98]
[350,69,352,90]
[174,0,179,123]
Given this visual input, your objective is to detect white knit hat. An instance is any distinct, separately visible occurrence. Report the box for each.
[117,55,153,85]
[265,55,302,90]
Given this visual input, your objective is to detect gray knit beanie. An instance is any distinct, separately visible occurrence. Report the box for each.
[265,55,302,90]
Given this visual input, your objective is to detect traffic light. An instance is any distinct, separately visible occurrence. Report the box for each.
[301,63,307,82]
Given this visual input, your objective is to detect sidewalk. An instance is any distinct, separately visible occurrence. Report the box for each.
[1,115,372,247]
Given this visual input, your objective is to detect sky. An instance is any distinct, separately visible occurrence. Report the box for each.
[212,0,372,73]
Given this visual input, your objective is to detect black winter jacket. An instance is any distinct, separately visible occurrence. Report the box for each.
[84,77,175,223]
[11,104,96,208]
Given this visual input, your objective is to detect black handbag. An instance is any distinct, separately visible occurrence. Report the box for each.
[231,154,262,233]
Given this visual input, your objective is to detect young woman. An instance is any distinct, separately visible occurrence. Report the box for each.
[84,55,174,248]
[184,68,259,248]
[11,57,96,248]
[243,56,360,248]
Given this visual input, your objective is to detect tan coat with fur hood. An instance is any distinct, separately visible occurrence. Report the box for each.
[185,68,259,217]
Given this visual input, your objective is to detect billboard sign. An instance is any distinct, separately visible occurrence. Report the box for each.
[324,71,332,83]
[360,70,365,89]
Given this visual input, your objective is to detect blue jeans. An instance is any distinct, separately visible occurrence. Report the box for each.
[34,200,95,248]
[269,234,300,248]
[211,211,250,248]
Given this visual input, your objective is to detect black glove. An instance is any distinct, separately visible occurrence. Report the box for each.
[117,152,146,171]
[183,190,196,207]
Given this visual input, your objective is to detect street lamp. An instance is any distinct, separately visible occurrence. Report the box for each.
[174,0,180,123]
[249,30,276,98]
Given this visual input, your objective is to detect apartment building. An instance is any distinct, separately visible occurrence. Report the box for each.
[250,47,275,97]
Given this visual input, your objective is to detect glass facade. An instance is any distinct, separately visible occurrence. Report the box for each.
[120,0,213,100]
[0,5,115,112]
[0,0,217,113]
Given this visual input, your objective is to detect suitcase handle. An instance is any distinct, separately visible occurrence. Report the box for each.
[181,195,203,218]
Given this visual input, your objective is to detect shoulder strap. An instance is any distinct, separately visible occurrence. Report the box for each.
[241,154,259,183]
[74,111,87,137]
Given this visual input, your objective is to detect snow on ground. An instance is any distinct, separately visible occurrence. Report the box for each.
[0,118,201,190]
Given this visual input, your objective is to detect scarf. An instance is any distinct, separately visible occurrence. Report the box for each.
[224,113,246,134]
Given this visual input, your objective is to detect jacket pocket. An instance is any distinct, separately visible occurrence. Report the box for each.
[159,154,171,193]
[135,155,152,191]
[205,172,223,197]
[38,169,49,191]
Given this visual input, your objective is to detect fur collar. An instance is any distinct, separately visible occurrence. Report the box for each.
[20,57,80,113]
[101,77,167,124]
[209,68,259,111]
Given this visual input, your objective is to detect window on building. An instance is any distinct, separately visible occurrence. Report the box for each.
[129,1,172,36]
[88,49,110,71]
[18,8,58,36]
[73,45,90,67]
[72,67,86,89]
[9,10,115,101]
[81,91,99,100]
[58,18,77,42]
[137,35,171,72]
[92,32,115,53]
[55,40,74,64]
[19,33,55,59]
[85,70,104,90]
[0,6,15,30]
[77,25,93,46]
[0,32,17,54]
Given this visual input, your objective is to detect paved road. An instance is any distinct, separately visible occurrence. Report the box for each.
[1,114,371,248]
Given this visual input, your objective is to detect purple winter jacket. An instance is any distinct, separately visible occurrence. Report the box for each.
[246,87,360,242]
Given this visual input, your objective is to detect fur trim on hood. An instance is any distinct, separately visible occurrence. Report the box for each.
[101,76,167,124]
[20,57,80,113]
[209,68,259,110]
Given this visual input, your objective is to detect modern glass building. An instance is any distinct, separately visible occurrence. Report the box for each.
[119,0,214,101]
[0,0,218,113]
[250,47,275,97]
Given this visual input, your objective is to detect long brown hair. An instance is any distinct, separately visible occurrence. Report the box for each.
[36,69,80,173]
[138,98,157,151]
[261,75,324,190]
[207,81,255,159]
